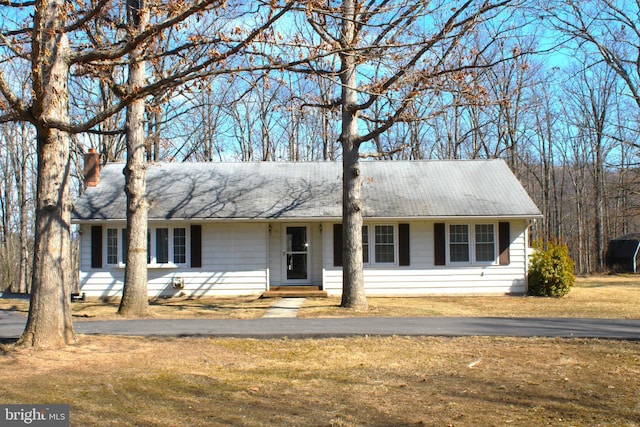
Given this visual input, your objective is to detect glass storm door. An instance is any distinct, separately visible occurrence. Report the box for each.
[285,226,309,282]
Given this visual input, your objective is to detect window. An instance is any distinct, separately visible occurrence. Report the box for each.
[449,224,470,262]
[446,223,497,264]
[362,225,369,263]
[361,224,396,265]
[155,228,169,264]
[173,228,186,264]
[334,223,409,268]
[475,224,495,262]
[149,227,186,265]
[105,225,190,266]
[106,228,118,265]
[375,225,395,263]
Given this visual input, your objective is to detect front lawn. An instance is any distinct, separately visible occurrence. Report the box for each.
[1,335,639,426]
[0,275,638,320]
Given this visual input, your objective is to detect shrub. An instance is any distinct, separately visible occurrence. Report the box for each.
[527,239,575,298]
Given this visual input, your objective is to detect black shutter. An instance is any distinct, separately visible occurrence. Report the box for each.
[499,222,510,265]
[333,223,343,267]
[91,225,103,269]
[434,223,446,266]
[398,223,410,266]
[191,225,202,268]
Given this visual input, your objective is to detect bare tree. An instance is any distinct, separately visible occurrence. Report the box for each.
[549,1,640,115]
[0,0,297,345]
[0,121,35,294]
[293,0,523,309]
[118,0,151,317]
[563,60,618,271]
[530,76,563,242]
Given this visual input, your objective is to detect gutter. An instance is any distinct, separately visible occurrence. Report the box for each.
[71,214,544,225]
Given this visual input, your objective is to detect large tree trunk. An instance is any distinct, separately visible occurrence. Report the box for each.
[118,0,150,317]
[339,0,367,311]
[19,4,76,346]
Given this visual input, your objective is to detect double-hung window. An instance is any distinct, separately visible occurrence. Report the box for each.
[447,223,496,264]
[449,224,470,263]
[106,226,188,266]
[362,225,370,264]
[361,224,396,265]
[148,227,187,266]
[106,228,119,265]
[474,224,495,262]
[173,228,186,264]
[375,225,395,263]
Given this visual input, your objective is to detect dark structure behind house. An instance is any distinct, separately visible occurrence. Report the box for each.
[605,234,640,273]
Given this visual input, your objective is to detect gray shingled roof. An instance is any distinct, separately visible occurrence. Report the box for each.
[71,160,542,221]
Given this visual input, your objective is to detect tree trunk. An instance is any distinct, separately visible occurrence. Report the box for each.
[19,4,76,346]
[17,126,30,294]
[341,143,367,310]
[339,0,367,311]
[1,154,14,291]
[118,0,150,317]
[594,142,604,271]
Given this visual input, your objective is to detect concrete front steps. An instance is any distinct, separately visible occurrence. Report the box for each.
[261,286,328,298]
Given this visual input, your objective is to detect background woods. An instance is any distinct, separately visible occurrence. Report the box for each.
[1,0,640,300]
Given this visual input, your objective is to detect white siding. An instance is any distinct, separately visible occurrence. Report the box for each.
[322,220,530,296]
[79,219,531,298]
[310,224,323,285]
[79,222,269,298]
[268,223,283,288]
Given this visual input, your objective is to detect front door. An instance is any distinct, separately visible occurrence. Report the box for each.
[284,225,309,283]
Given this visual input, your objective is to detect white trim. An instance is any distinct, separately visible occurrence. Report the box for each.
[282,224,311,284]
[445,222,499,266]
[102,224,191,268]
[362,223,398,266]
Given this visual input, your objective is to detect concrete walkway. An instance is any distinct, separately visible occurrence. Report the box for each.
[1,309,640,340]
[262,298,306,318]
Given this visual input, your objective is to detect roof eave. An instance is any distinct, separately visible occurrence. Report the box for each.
[72,213,543,224]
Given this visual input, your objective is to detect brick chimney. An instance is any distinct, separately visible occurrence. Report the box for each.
[83,148,100,187]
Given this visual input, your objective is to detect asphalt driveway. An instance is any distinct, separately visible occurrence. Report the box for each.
[2,310,640,340]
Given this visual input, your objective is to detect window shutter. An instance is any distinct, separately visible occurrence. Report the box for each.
[191,225,202,268]
[499,222,510,265]
[434,223,446,266]
[333,224,343,267]
[91,225,103,269]
[398,223,410,266]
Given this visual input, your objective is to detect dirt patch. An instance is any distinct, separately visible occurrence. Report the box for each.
[1,335,638,426]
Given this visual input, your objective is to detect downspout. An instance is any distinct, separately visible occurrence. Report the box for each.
[633,242,639,274]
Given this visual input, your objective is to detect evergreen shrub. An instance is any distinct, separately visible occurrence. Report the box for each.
[527,239,575,298]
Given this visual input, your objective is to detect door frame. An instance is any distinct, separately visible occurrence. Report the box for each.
[282,224,311,285]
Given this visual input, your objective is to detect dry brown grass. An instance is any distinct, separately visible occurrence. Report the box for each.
[299,276,640,319]
[0,275,638,320]
[1,276,639,425]
[0,296,274,320]
[0,335,638,426]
